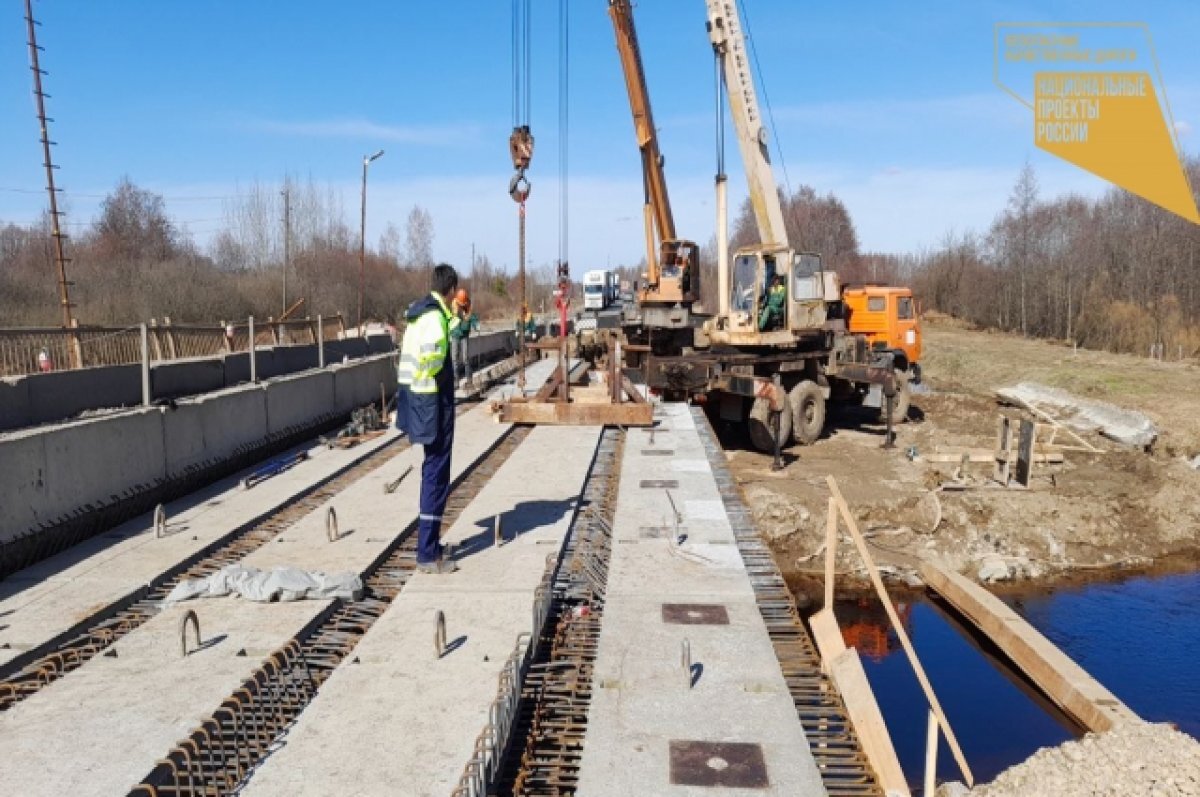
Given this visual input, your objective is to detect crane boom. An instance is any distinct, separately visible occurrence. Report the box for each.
[610,0,676,251]
[705,0,789,249]
[607,0,698,316]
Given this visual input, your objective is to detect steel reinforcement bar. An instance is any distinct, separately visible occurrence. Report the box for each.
[128,424,533,797]
[0,432,412,711]
[465,428,623,797]
[692,406,882,797]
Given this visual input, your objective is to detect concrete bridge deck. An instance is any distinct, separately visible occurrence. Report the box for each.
[0,356,873,797]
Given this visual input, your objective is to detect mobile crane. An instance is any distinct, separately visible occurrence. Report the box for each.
[608,0,700,333]
[615,0,921,452]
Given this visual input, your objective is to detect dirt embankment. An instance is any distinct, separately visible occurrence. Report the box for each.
[730,318,1200,588]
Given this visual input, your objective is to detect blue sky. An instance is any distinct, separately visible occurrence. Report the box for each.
[1,1,1197,275]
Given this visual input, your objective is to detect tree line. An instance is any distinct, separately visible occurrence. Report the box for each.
[5,162,1199,359]
[912,158,1200,358]
[0,177,564,328]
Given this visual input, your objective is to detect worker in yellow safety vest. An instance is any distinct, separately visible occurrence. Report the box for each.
[395,263,461,574]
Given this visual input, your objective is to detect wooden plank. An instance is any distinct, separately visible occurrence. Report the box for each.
[925,451,1063,464]
[809,609,910,796]
[497,400,653,426]
[1015,418,1035,488]
[826,476,975,787]
[1015,398,1101,453]
[919,561,1139,733]
[824,497,837,611]
[995,416,1012,484]
[831,649,911,797]
[808,607,845,661]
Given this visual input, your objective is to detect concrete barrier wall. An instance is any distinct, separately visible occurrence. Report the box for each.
[152,358,226,398]
[464,331,516,366]
[0,354,395,544]
[332,353,398,416]
[3,408,166,538]
[0,335,395,433]
[162,385,269,475]
[25,365,142,426]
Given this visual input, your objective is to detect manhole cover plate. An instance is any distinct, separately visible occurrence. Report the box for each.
[662,603,730,625]
[669,740,768,788]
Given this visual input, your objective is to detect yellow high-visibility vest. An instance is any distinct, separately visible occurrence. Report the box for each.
[398,293,453,394]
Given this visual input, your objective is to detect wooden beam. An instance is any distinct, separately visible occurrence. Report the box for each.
[497,400,653,426]
[826,476,975,787]
[809,609,911,797]
[925,451,1063,464]
[919,561,1139,733]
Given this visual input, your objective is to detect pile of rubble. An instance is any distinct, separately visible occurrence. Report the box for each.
[938,722,1200,797]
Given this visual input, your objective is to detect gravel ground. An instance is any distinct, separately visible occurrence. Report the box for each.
[937,722,1200,797]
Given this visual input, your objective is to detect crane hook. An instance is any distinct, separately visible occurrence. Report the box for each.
[509,172,531,204]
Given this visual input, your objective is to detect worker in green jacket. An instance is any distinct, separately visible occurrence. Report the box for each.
[449,288,480,384]
[759,274,787,331]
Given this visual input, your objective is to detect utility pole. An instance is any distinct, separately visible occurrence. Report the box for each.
[281,186,291,315]
[359,149,384,334]
[25,0,77,363]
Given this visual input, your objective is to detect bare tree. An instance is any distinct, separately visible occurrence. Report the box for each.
[405,205,434,269]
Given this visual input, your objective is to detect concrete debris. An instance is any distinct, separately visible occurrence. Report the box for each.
[996,382,1158,449]
[1189,455,1200,471]
[164,563,363,604]
[945,721,1200,797]
[976,553,1013,583]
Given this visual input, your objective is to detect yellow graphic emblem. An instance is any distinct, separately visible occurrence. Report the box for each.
[997,24,1198,224]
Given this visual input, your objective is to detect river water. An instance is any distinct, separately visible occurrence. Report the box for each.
[832,570,1199,793]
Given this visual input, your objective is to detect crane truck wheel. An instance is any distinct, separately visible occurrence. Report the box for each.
[789,380,826,446]
[748,394,793,454]
[879,370,911,424]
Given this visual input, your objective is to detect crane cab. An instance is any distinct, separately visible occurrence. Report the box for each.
[716,246,834,345]
[638,238,700,328]
[842,285,922,373]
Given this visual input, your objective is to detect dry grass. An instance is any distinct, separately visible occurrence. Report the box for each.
[921,317,1200,453]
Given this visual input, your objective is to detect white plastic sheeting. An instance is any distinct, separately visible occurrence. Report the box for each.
[996,382,1158,449]
[164,564,363,604]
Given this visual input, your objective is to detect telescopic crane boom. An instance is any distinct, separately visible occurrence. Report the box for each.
[705,0,833,339]
[609,0,700,324]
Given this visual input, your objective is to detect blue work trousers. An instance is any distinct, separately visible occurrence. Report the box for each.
[416,425,454,564]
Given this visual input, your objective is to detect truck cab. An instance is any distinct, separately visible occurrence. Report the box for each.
[842,285,922,379]
[583,270,610,311]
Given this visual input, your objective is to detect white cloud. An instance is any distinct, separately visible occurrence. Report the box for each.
[1175,120,1192,137]
[245,118,483,146]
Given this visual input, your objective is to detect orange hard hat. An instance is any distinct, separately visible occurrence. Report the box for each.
[455,288,470,305]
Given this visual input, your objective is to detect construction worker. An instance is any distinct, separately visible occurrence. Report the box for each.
[395,263,460,574]
[759,274,787,331]
[450,288,480,385]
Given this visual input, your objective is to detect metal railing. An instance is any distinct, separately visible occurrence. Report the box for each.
[0,315,348,377]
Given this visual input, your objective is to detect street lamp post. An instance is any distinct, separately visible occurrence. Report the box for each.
[359,149,385,334]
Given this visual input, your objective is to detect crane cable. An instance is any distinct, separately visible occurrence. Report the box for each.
[735,0,793,200]
[557,0,569,269]
[509,0,533,203]
[510,0,532,387]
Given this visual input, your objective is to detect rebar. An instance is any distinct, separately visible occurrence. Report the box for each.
[0,431,415,711]
[129,425,533,796]
[692,407,882,796]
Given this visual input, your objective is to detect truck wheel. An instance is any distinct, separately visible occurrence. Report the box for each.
[748,395,793,454]
[880,371,911,423]
[790,380,826,446]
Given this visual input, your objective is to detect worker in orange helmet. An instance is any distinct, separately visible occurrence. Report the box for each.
[450,287,480,386]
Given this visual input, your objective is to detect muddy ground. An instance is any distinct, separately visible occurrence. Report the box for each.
[723,317,1200,589]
